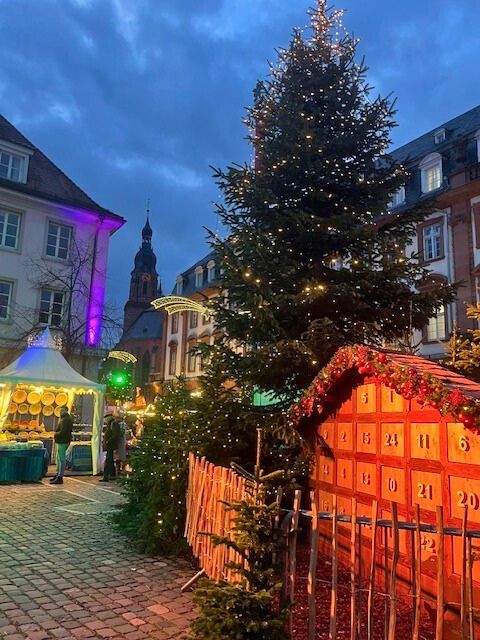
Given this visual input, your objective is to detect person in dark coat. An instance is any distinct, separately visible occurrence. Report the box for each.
[50,407,73,485]
[101,415,120,482]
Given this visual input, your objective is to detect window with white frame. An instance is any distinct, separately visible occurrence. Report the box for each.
[207,260,216,283]
[420,153,442,193]
[171,313,179,334]
[46,221,71,259]
[475,130,480,162]
[434,129,446,145]
[187,347,196,372]
[176,277,183,295]
[329,256,342,270]
[0,209,20,249]
[190,310,198,328]
[0,280,13,320]
[423,222,442,261]
[39,289,64,326]
[0,150,24,182]
[168,344,177,375]
[195,267,204,288]
[426,305,446,341]
[389,186,406,209]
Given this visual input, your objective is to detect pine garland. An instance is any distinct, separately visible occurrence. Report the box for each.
[293,345,480,432]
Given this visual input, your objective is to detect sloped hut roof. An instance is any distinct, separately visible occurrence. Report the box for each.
[0,328,104,392]
[292,345,480,433]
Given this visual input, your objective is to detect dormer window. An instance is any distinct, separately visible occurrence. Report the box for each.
[420,153,442,193]
[176,276,183,295]
[434,129,446,145]
[329,256,342,270]
[207,260,216,283]
[0,151,22,181]
[195,266,204,288]
[475,130,480,162]
[0,142,30,183]
[389,186,406,209]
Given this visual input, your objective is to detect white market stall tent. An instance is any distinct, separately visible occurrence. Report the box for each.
[0,328,105,474]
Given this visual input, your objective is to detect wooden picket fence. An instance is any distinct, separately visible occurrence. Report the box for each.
[184,456,480,638]
[184,453,254,582]
[283,491,480,640]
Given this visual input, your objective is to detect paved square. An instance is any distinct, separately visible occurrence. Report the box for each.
[0,477,196,639]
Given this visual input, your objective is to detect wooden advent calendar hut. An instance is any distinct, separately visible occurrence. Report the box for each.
[292,345,480,629]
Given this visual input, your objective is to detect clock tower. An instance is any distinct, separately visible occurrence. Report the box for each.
[122,216,161,334]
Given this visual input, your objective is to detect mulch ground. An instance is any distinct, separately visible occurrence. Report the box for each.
[291,546,436,639]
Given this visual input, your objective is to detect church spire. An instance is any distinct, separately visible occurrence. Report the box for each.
[122,208,160,334]
[142,208,152,244]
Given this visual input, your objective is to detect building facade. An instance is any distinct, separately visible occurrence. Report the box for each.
[389,105,480,359]
[158,252,220,391]
[0,115,124,378]
[117,219,164,392]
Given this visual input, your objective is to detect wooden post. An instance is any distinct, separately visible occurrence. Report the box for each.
[288,489,302,633]
[412,504,422,640]
[384,526,390,640]
[350,498,357,640]
[272,486,283,566]
[307,491,319,640]
[461,506,468,639]
[436,505,444,640]
[387,502,399,640]
[367,500,378,640]
[357,521,363,640]
[467,536,474,640]
[280,512,293,607]
[254,428,262,478]
[180,568,206,593]
[329,494,338,640]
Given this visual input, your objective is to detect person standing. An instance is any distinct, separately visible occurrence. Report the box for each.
[101,415,120,482]
[115,414,127,476]
[50,407,73,485]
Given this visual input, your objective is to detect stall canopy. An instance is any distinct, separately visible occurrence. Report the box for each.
[0,328,105,473]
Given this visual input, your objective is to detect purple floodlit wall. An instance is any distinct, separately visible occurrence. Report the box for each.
[52,207,122,348]
[84,222,113,347]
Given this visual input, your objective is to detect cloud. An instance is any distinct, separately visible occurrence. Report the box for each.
[1,0,479,306]
[49,101,81,124]
[109,152,203,189]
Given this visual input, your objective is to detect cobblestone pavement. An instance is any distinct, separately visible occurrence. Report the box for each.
[0,477,196,640]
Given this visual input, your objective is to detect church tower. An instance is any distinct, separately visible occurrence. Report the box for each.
[122,216,161,334]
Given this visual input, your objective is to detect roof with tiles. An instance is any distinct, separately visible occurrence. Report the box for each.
[0,114,123,222]
[170,250,221,297]
[385,351,480,399]
[390,104,480,165]
[120,309,163,341]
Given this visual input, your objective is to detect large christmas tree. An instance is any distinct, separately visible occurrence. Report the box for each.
[210,0,455,400]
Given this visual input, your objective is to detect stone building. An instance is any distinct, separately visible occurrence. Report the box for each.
[0,114,124,379]
[158,251,220,391]
[389,105,480,358]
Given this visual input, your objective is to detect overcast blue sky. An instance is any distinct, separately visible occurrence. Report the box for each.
[1,0,479,308]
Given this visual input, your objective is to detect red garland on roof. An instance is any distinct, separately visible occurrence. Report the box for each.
[291,345,480,433]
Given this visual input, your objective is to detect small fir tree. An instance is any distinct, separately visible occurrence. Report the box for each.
[191,487,289,640]
[113,366,267,553]
[113,379,196,553]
